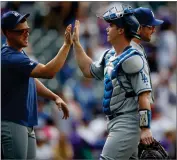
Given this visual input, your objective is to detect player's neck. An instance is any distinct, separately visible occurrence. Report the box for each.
[7,40,23,52]
[132,38,141,44]
[113,40,130,56]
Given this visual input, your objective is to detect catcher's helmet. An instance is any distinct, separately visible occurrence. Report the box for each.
[138,139,170,159]
[99,5,140,40]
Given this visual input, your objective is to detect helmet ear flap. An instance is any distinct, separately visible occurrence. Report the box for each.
[123,14,141,40]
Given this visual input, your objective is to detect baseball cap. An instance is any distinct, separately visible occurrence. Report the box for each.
[133,7,163,26]
[1,11,30,30]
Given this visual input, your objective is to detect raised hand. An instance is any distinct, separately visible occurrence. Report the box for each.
[55,96,69,119]
[140,128,154,145]
[64,24,72,46]
[72,20,80,44]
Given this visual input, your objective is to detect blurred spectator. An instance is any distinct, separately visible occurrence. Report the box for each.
[4,2,21,12]
[72,77,99,121]
[36,129,54,160]
[151,106,176,142]
[53,132,74,160]
[154,69,176,121]
[36,97,50,129]
[161,130,176,159]
[63,84,83,122]
[43,118,60,147]
[156,16,176,71]
[70,119,94,159]
[43,2,79,33]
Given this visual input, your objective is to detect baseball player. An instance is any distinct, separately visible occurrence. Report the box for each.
[131,7,164,145]
[1,11,72,159]
[72,5,153,160]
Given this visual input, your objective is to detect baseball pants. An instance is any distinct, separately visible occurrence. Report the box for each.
[100,112,140,160]
[1,121,36,159]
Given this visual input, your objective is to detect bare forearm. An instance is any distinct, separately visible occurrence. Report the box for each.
[73,42,93,77]
[35,79,58,101]
[138,91,151,110]
[45,43,71,75]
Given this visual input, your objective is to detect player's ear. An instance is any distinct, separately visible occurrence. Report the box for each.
[5,30,11,38]
[137,26,142,34]
[117,28,124,35]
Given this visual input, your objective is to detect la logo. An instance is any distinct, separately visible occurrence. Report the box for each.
[12,11,19,17]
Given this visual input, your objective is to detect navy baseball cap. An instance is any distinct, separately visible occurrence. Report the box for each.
[1,11,30,30]
[133,7,163,26]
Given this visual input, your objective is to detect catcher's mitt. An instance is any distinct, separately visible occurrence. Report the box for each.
[138,139,170,159]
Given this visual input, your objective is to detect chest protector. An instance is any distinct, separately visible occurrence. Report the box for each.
[102,47,144,115]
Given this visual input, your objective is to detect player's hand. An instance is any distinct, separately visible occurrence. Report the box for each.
[72,20,80,44]
[140,128,154,145]
[55,97,69,119]
[64,24,72,46]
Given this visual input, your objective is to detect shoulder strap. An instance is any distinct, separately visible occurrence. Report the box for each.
[115,48,138,98]
[99,49,110,65]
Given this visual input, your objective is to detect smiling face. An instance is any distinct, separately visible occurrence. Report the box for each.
[6,20,30,49]
[140,25,156,42]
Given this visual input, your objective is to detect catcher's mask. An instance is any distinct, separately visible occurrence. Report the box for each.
[97,4,141,40]
[138,139,170,159]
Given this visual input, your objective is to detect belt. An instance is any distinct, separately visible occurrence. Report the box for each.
[107,109,137,121]
[125,91,136,98]
[107,112,125,120]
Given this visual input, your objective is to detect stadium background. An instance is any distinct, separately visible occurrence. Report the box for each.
[1,1,176,159]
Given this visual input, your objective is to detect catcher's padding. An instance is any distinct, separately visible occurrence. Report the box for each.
[138,139,170,159]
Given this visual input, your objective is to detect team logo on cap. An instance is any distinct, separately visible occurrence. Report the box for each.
[12,11,19,17]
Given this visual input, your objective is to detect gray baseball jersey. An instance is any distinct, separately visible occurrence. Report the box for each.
[90,46,152,115]
[90,46,154,159]
[130,40,154,104]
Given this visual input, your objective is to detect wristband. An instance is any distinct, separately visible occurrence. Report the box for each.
[139,109,151,128]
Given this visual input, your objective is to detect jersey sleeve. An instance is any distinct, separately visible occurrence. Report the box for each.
[90,61,104,81]
[9,52,38,77]
[128,62,152,95]
[90,51,108,81]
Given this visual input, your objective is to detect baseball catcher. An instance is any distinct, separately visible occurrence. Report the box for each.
[138,139,170,159]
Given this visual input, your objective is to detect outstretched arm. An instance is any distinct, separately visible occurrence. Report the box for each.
[72,20,93,78]
[35,78,69,119]
[30,25,73,79]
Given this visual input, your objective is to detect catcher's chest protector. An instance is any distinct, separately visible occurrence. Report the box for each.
[102,47,141,115]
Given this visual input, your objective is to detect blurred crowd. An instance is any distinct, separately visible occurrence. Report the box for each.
[1,1,176,160]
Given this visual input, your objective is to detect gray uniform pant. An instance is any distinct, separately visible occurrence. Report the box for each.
[1,121,36,159]
[100,112,140,160]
